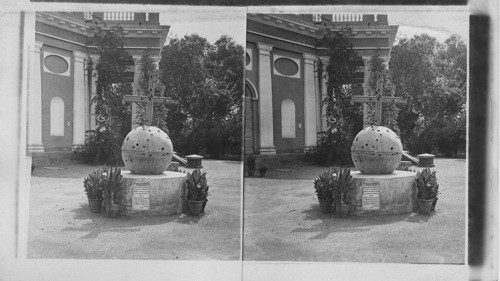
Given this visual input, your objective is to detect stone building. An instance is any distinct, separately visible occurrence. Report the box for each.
[27,12,169,152]
[244,14,398,155]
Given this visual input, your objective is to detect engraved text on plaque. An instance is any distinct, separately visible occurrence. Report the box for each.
[362,181,380,210]
[132,181,150,210]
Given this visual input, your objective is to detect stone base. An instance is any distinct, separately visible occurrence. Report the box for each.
[121,171,187,216]
[186,154,203,168]
[26,143,45,153]
[257,146,276,155]
[397,161,412,171]
[71,144,84,151]
[349,171,417,216]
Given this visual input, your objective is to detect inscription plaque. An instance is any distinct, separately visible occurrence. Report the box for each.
[132,181,150,210]
[362,181,380,210]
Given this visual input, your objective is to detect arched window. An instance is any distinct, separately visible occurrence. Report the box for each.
[281,99,295,138]
[50,97,64,136]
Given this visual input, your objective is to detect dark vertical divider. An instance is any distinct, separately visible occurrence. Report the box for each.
[468,15,489,266]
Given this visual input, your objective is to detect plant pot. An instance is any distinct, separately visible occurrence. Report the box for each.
[318,199,333,214]
[200,199,208,213]
[418,198,435,215]
[259,168,267,177]
[106,202,120,218]
[336,204,350,218]
[431,197,438,212]
[88,199,103,213]
[187,200,204,216]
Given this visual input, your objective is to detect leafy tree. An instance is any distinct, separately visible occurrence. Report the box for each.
[81,25,132,165]
[159,34,244,158]
[390,34,466,155]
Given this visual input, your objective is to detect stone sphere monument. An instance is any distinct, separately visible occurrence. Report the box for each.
[348,126,416,216]
[122,125,174,174]
[351,125,403,174]
[120,125,186,216]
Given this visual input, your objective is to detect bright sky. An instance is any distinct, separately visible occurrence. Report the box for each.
[159,10,246,45]
[388,11,469,44]
[159,10,469,47]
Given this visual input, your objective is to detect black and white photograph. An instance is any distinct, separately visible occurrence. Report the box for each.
[243,11,467,263]
[11,8,246,261]
[0,1,498,281]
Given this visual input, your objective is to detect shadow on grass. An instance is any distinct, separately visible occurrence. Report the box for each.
[62,203,202,239]
[291,204,416,240]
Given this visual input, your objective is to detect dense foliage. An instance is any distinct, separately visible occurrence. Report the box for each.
[159,34,244,158]
[390,34,466,156]
[307,28,363,166]
[81,25,132,165]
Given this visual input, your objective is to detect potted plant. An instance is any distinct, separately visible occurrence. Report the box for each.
[102,167,124,218]
[185,169,210,216]
[332,167,354,218]
[414,168,439,215]
[83,168,105,213]
[258,166,268,177]
[246,153,256,177]
[313,169,335,214]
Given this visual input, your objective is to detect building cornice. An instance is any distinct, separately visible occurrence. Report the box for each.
[248,30,390,52]
[37,12,168,38]
[248,13,398,40]
[36,31,162,50]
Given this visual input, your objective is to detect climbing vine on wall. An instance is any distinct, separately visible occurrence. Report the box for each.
[80,24,132,165]
[308,27,362,166]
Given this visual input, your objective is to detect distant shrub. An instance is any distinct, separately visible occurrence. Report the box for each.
[79,129,124,165]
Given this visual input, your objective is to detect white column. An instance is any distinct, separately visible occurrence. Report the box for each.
[84,57,90,131]
[320,56,328,131]
[72,51,87,150]
[89,55,99,130]
[27,41,45,152]
[131,55,141,129]
[303,53,318,152]
[314,56,321,133]
[257,42,276,154]
[362,56,372,127]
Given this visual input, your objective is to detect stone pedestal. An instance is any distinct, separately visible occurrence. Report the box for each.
[168,161,180,171]
[397,161,411,171]
[186,154,203,168]
[418,153,435,167]
[349,171,417,216]
[121,171,187,216]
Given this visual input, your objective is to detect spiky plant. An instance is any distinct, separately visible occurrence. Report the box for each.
[185,169,210,201]
[332,167,354,206]
[83,168,105,200]
[102,167,124,205]
[415,168,439,200]
[313,169,335,200]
